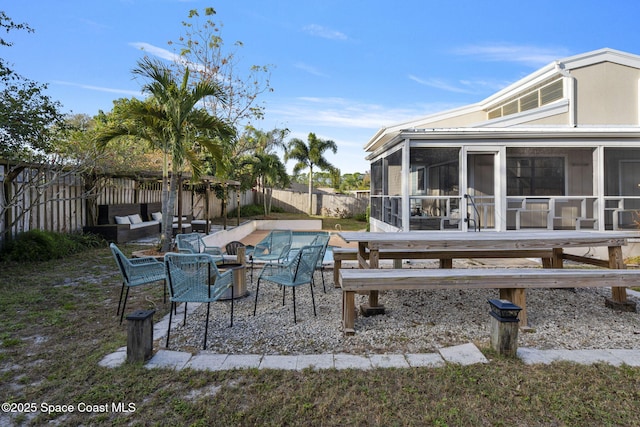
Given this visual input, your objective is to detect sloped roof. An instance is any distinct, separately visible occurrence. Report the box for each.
[365,48,640,154]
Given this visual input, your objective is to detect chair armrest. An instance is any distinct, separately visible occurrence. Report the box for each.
[130,256,162,265]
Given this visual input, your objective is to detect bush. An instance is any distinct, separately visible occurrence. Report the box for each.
[228,204,285,218]
[0,230,105,263]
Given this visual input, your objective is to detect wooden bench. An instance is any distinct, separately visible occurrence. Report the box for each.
[332,247,556,288]
[339,268,639,335]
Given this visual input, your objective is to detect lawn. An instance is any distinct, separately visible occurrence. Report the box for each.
[2,216,640,425]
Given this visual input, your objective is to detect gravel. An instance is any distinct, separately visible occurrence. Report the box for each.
[166,260,640,355]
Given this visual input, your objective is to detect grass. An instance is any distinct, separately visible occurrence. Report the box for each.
[2,214,640,425]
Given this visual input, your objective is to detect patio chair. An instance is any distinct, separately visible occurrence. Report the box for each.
[164,253,234,350]
[311,233,331,293]
[225,240,245,255]
[249,229,292,283]
[110,243,166,324]
[175,233,224,262]
[253,244,324,323]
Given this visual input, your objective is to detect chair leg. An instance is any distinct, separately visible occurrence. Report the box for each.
[320,267,326,293]
[117,282,126,315]
[163,279,167,304]
[119,287,130,324]
[310,282,317,317]
[230,285,234,327]
[183,302,188,326]
[203,302,210,350]
[166,302,174,348]
[253,279,261,316]
[282,286,286,306]
[292,286,297,324]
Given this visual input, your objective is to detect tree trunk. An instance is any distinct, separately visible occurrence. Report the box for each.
[308,167,313,216]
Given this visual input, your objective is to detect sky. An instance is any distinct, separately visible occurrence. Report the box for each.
[4,1,640,174]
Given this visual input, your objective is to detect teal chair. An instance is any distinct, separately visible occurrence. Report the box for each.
[311,233,331,293]
[110,243,166,324]
[164,253,234,350]
[249,229,292,283]
[175,233,224,262]
[253,244,324,323]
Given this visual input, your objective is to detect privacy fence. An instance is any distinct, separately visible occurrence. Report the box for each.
[1,163,369,242]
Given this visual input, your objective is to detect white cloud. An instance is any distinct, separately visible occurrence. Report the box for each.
[408,75,474,94]
[52,80,142,96]
[267,96,427,130]
[452,43,570,67]
[303,24,348,41]
[294,62,329,77]
[129,42,180,62]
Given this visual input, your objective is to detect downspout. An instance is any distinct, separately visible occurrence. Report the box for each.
[556,62,577,127]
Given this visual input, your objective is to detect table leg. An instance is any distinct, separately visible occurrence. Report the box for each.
[500,288,527,327]
[342,290,355,335]
[334,257,342,288]
[361,248,385,316]
[440,258,452,269]
[552,248,564,268]
[605,246,636,312]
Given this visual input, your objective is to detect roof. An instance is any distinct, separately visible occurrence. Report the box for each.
[364,48,640,154]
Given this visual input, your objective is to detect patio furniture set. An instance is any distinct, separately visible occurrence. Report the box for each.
[110,230,331,349]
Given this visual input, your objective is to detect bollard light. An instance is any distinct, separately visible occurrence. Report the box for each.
[488,298,521,322]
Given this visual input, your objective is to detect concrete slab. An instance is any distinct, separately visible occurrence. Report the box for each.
[559,349,625,366]
[405,353,445,368]
[517,347,559,365]
[334,353,372,370]
[260,355,299,370]
[605,349,640,366]
[219,354,263,370]
[98,347,127,368]
[184,354,229,371]
[145,350,192,370]
[369,354,410,369]
[296,354,335,370]
[439,343,488,365]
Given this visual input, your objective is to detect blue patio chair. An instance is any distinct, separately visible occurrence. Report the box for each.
[249,229,292,283]
[175,233,224,262]
[311,233,331,293]
[253,244,324,323]
[110,243,166,324]
[164,253,234,350]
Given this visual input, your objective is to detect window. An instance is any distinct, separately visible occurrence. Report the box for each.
[487,78,564,120]
[507,157,565,196]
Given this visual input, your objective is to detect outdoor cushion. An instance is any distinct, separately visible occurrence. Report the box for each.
[130,220,159,229]
[151,212,162,221]
[128,214,143,224]
[115,215,131,225]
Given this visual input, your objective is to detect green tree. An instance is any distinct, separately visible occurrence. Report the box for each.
[0,12,67,244]
[169,7,272,128]
[97,58,235,252]
[241,152,289,216]
[285,133,337,215]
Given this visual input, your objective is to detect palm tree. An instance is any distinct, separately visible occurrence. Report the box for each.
[285,133,337,215]
[97,58,235,251]
[241,152,289,216]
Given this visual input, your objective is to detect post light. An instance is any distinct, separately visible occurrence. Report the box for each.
[487,299,522,357]
[488,299,522,322]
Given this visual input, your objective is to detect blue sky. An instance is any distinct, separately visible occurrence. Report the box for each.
[4,1,640,174]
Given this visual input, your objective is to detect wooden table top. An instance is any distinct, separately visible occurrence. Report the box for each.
[337,230,640,251]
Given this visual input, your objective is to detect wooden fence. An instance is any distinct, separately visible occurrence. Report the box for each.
[0,166,254,242]
[1,163,369,242]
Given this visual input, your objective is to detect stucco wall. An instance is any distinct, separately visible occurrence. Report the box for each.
[573,62,640,125]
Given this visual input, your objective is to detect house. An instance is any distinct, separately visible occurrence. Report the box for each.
[365,48,640,234]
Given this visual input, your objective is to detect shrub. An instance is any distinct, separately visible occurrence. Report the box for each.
[0,230,105,263]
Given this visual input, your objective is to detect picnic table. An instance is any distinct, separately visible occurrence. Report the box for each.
[337,230,640,333]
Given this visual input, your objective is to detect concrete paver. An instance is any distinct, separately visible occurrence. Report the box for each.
[439,343,488,365]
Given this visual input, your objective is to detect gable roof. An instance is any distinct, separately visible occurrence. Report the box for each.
[365,48,640,154]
